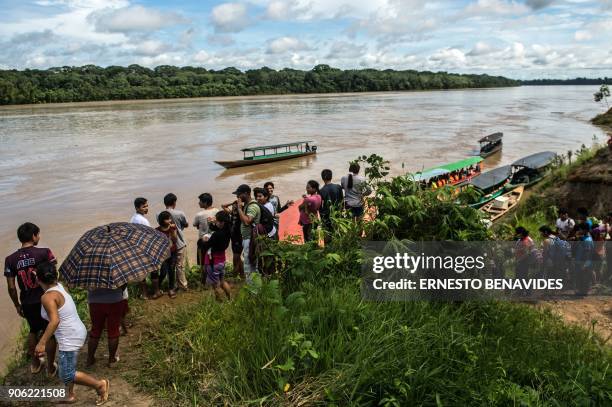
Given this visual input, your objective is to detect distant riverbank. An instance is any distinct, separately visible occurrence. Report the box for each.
[0,64,518,105]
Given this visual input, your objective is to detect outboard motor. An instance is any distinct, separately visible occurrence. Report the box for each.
[311,145,317,152]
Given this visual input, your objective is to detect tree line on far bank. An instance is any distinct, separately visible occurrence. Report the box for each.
[522,77,612,86]
[0,64,519,105]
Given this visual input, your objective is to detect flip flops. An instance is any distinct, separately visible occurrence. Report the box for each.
[95,379,110,406]
[30,357,45,374]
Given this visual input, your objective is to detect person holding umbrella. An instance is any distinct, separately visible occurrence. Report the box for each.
[35,261,110,405]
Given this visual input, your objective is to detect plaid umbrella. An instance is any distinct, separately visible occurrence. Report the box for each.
[60,222,171,289]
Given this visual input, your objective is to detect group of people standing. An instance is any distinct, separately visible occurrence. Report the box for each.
[2,163,372,403]
[514,208,612,295]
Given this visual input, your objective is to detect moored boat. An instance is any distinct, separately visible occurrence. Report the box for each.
[479,132,503,158]
[507,151,556,188]
[468,165,512,208]
[413,156,484,187]
[480,185,524,222]
[215,141,316,169]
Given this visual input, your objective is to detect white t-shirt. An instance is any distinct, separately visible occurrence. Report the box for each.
[193,208,218,240]
[556,217,575,235]
[264,202,277,238]
[130,213,150,227]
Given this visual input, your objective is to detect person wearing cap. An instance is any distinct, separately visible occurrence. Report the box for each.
[233,184,260,279]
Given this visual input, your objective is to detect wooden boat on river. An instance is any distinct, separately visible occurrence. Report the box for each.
[506,151,556,188]
[215,141,316,169]
[479,132,503,158]
[480,185,524,222]
[468,165,512,208]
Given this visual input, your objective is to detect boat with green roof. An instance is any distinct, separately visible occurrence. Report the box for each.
[413,156,484,186]
[215,141,317,169]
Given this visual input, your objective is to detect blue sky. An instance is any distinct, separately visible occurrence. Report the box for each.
[1,0,611,79]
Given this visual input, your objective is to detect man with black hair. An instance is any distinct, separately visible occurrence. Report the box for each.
[319,169,344,243]
[194,193,218,265]
[4,222,58,375]
[234,184,260,280]
[130,197,150,227]
[555,208,575,240]
[163,193,189,291]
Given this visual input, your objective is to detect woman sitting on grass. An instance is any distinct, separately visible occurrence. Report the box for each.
[200,211,232,301]
[34,261,110,405]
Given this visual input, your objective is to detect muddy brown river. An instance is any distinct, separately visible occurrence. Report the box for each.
[0,86,607,372]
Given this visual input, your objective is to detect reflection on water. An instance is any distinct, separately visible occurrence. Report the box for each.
[216,155,319,182]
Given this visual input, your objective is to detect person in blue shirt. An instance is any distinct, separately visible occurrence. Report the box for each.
[574,223,594,296]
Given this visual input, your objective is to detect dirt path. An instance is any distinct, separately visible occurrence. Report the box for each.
[2,289,211,406]
[538,296,612,343]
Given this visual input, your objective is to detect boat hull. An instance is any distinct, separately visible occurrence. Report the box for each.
[215,151,316,169]
[479,186,524,223]
[479,142,502,158]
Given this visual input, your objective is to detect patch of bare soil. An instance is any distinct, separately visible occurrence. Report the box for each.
[538,296,612,344]
[1,288,216,406]
[543,146,612,215]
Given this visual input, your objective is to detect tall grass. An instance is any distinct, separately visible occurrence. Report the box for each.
[135,154,611,406]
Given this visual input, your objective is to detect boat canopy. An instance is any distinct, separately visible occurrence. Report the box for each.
[470,165,511,191]
[425,156,483,173]
[241,141,313,152]
[412,168,450,182]
[511,151,556,169]
[479,132,503,143]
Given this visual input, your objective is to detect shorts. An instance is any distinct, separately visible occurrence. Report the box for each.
[22,302,48,334]
[58,350,78,385]
[89,302,123,339]
[206,263,225,286]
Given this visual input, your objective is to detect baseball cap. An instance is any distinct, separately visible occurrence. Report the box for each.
[232,184,251,195]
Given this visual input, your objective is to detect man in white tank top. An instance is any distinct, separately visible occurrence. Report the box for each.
[35,262,110,405]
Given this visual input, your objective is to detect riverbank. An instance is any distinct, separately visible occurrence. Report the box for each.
[592,107,612,128]
[0,65,518,105]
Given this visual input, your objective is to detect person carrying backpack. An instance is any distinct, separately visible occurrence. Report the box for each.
[539,225,570,280]
[233,184,260,280]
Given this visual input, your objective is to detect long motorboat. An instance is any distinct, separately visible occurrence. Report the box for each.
[414,156,484,187]
[479,132,503,158]
[507,151,557,188]
[480,185,524,222]
[468,165,512,208]
[215,141,317,169]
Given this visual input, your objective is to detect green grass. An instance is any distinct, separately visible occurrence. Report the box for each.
[136,273,611,406]
[591,108,612,127]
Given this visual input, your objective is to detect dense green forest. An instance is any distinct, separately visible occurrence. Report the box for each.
[0,64,519,105]
[522,77,612,85]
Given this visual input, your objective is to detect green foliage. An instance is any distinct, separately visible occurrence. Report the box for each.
[0,65,519,105]
[594,84,610,108]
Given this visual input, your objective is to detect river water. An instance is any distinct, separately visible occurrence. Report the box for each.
[0,85,607,371]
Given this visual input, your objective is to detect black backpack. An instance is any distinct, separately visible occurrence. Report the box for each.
[247,202,275,234]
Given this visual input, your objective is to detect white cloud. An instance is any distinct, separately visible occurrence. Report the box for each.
[91,5,187,33]
[266,36,311,54]
[467,41,497,56]
[463,0,529,17]
[211,3,250,33]
[327,41,367,59]
[574,30,592,41]
[266,0,311,20]
[429,48,467,68]
[125,40,171,56]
